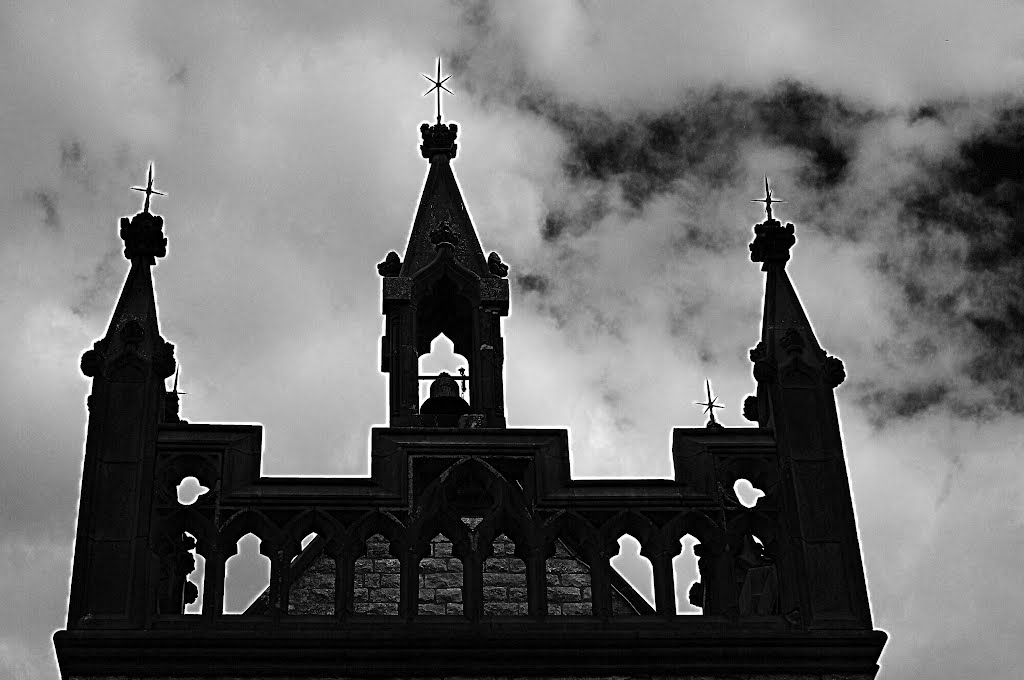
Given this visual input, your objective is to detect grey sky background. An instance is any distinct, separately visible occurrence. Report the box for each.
[2,2,1023,678]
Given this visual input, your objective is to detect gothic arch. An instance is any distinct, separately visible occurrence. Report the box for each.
[600,511,663,558]
[408,506,473,560]
[348,510,407,558]
[153,506,217,556]
[218,509,281,558]
[542,511,601,561]
[279,509,346,561]
[661,510,724,549]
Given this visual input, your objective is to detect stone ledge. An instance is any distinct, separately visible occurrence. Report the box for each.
[55,626,886,678]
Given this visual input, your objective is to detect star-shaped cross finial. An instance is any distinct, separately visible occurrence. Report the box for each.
[130,163,166,214]
[422,57,454,125]
[751,175,784,221]
[695,378,724,427]
[171,366,188,397]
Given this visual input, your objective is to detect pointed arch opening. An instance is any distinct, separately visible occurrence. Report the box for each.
[223,533,271,615]
[609,534,655,615]
[176,531,205,615]
[673,534,703,614]
[285,532,336,616]
[418,333,470,406]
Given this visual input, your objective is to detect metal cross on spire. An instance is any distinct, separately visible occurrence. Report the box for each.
[130,163,166,214]
[422,57,453,125]
[751,175,784,221]
[695,378,724,427]
[171,366,187,397]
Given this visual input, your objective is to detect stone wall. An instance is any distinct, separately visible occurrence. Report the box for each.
[264,533,638,617]
[482,534,528,615]
[545,540,593,615]
[288,553,334,616]
[417,533,464,615]
[354,533,401,615]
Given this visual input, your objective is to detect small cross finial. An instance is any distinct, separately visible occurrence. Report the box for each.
[422,57,453,125]
[751,175,784,221]
[695,378,724,427]
[130,163,166,214]
[171,366,188,396]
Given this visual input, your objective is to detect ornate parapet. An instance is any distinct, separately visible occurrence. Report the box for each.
[54,422,885,678]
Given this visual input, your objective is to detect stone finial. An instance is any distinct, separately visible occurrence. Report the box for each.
[487,251,508,277]
[377,251,402,276]
[120,211,167,264]
[824,355,847,388]
[749,218,796,270]
[420,122,458,159]
[742,395,759,422]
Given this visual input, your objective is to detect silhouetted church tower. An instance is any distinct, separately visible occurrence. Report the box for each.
[378,116,509,429]
[55,67,886,679]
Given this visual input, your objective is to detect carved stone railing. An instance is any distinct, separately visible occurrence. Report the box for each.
[55,423,887,678]
[145,425,793,627]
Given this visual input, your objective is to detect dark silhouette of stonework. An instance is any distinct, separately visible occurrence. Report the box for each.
[54,115,886,678]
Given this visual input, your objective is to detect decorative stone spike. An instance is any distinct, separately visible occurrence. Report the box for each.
[377,251,402,276]
[487,252,508,278]
[749,218,795,271]
[420,122,458,159]
[824,355,847,388]
[120,211,167,263]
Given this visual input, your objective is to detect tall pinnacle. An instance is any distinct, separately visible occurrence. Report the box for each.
[421,57,453,125]
[130,163,166,215]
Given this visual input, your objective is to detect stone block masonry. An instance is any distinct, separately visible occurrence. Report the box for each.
[546,540,593,615]
[355,533,401,615]
[418,533,465,615]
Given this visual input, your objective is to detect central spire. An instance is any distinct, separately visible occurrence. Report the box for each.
[375,62,510,427]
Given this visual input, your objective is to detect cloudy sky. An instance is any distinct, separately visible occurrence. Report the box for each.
[3,1,1024,678]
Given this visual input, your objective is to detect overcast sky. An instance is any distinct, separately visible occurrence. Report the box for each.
[2,2,1024,678]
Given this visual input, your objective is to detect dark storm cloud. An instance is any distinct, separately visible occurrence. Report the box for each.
[855,101,1024,424]
[479,60,1024,428]
[508,81,876,240]
[514,272,550,295]
[754,81,871,188]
